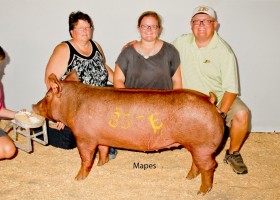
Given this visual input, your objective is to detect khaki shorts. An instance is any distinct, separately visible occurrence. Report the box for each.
[218,97,249,127]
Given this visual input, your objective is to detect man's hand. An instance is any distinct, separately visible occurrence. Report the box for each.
[122,40,138,51]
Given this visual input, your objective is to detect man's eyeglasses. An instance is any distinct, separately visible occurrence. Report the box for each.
[74,27,93,32]
[192,20,214,25]
[140,25,159,31]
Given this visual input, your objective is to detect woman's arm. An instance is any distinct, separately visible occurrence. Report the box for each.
[45,43,69,89]
[44,43,69,130]
[94,41,114,84]
[172,65,182,89]
[0,108,16,119]
[105,64,114,84]
[113,64,126,88]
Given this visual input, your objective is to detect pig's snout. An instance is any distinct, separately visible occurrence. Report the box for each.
[32,99,47,118]
[32,103,40,116]
[32,104,38,112]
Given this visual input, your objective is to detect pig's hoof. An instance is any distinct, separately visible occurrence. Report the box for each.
[186,171,200,179]
[97,157,109,166]
[75,173,87,181]
[197,185,212,195]
[75,175,84,181]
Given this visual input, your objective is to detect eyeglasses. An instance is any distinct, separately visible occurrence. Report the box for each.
[192,19,214,25]
[74,27,93,32]
[140,25,159,31]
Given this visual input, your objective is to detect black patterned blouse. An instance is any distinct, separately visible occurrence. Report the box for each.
[61,40,108,86]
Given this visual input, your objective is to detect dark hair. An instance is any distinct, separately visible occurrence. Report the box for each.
[68,11,93,37]
[0,46,5,61]
[137,11,162,28]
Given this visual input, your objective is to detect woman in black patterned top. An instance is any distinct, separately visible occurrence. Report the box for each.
[45,11,113,88]
[44,11,117,159]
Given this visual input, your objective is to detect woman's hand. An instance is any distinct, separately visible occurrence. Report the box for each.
[55,122,65,130]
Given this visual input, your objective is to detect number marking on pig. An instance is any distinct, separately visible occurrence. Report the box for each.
[109,107,131,129]
[108,108,163,134]
[148,113,163,134]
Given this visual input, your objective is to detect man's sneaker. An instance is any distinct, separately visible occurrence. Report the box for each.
[224,150,248,174]
[108,147,118,160]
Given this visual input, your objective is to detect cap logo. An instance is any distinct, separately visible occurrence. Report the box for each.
[192,6,216,19]
[198,7,209,12]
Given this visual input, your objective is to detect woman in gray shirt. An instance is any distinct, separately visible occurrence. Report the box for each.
[114,11,182,90]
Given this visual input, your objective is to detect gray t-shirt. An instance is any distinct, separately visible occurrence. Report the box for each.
[115,42,180,90]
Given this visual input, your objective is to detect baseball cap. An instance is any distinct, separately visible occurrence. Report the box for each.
[192,6,216,20]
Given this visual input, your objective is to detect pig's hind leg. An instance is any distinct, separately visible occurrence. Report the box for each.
[186,159,200,179]
[75,143,98,181]
[186,149,217,195]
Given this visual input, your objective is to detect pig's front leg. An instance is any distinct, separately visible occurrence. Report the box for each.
[75,144,97,180]
[97,145,109,166]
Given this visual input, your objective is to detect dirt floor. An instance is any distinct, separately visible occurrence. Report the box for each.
[0,121,279,200]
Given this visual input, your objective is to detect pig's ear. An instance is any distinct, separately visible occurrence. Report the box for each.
[64,70,79,82]
[49,73,62,96]
[50,83,61,96]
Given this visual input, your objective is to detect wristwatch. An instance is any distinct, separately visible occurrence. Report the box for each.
[221,112,227,120]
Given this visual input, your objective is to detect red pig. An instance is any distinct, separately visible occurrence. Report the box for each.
[32,70,224,195]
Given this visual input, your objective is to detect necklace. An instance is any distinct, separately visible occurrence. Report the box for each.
[138,41,157,59]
